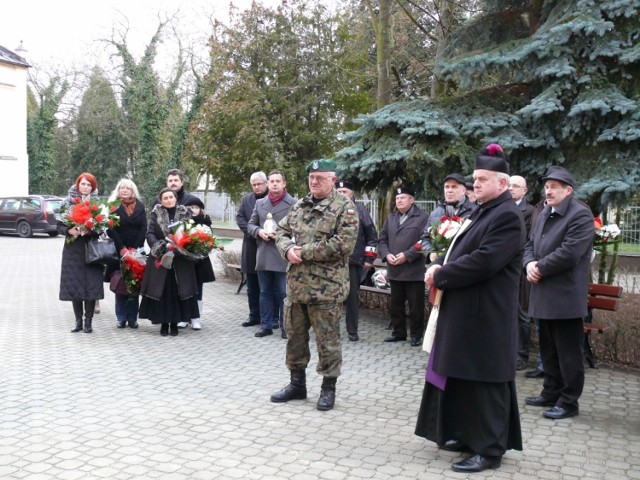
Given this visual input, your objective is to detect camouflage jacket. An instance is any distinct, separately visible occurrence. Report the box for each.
[276,189,359,304]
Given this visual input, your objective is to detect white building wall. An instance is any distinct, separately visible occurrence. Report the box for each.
[0,60,29,196]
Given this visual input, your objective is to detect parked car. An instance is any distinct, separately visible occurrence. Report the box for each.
[0,195,64,238]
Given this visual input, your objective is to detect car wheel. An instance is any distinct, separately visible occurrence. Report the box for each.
[17,221,33,238]
[48,232,59,237]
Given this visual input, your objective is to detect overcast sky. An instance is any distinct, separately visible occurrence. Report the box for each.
[0,0,285,72]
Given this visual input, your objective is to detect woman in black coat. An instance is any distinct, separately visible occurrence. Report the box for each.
[138,188,199,336]
[105,179,147,329]
[179,197,216,330]
[58,173,104,334]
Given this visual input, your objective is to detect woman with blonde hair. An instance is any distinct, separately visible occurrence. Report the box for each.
[106,178,147,328]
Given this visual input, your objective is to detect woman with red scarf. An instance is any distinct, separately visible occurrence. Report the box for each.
[105,179,147,329]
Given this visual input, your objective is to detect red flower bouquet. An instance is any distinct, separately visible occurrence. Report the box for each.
[165,220,230,261]
[425,215,465,257]
[57,197,120,242]
[593,217,621,253]
[121,249,147,296]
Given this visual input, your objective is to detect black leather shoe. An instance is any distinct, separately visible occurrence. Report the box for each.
[255,328,273,337]
[543,406,579,420]
[348,333,359,341]
[281,330,287,339]
[170,323,179,336]
[516,359,527,370]
[525,395,556,407]
[128,321,138,329]
[452,454,501,473]
[242,319,260,327]
[117,321,126,328]
[384,335,407,343]
[525,368,544,378]
[439,439,472,453]
[410,337,422,347]
[160,324,169,336]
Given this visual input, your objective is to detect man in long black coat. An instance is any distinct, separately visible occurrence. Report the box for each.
[416,144,525,473]
[236,171,268,327]
[523,166,594,420]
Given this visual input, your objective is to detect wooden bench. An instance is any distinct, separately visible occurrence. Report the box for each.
[227,263,246,294]
[583,282,623,367]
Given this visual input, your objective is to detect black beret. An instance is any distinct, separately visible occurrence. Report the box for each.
[395,186,415,197]
[465,182,475,190]
[336,180,354,190]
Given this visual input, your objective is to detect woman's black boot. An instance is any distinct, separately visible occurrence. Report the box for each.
[84,300,95,333]
[170,323,179,336]
[71,301,83,332]
[160,324,169,336]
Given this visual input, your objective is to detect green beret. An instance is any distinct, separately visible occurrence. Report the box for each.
[306,159,337,173]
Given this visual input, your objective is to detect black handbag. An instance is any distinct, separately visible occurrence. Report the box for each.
[85,234,118,265]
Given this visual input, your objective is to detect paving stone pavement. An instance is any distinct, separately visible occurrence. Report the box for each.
[1,234,639,480]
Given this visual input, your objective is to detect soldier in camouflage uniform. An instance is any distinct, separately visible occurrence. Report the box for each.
[271,159,359,411]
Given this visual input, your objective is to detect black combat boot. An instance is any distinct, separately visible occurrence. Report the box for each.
[84,300,95,333]
[71,301,83,333]
[270,370,307,403]
[316,377,337,411]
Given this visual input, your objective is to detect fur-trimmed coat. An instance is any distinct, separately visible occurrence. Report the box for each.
[140,204,198,301]
[58,185,105,302]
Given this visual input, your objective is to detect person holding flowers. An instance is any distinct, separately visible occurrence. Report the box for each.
[105,179,147,329]
[178,197,216,330]
[57,173,106,334]
[138,188,199,337]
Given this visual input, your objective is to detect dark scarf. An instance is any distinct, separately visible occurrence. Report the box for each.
[268,189,287,206]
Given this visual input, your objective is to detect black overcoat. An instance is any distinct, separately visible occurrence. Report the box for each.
[523,196,594,320]
[378,205,429,281]
[236,192,264,274]
[57,187,105,302]
[431,191,525,383]
[140,205,198,301]
[191,212,216,284]
[104,201,147,280]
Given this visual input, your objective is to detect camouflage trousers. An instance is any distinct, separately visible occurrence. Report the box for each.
[283,298,342,377]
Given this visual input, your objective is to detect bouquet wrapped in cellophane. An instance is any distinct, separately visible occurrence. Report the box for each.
[121,248,147,296]
[158,220,232,268]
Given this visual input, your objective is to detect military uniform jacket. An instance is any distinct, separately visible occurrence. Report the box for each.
[523,196,594,320]
[378,205,429,282]
[431,191,525,383]
[248,193,296,272]
[276,189,359,304]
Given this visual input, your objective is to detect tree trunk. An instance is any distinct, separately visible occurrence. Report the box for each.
[431,0,455,98]
[376,0,392,108]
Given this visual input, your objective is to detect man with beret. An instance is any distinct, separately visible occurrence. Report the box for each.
[416,144,524,473]
[378,186,430,346]
[523,166,594,420]
[336,180,378,341]
[271,159,359,411]
[421,173,477,262]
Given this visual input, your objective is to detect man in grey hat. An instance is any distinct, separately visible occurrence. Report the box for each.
[378,185,430,346]
[523,166,594,420]
[416,144,524,473]
[271,159,359,411]
[421,173,477,261]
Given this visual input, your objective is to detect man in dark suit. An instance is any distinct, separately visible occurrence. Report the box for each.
[509,175,536,370]
[416,144,524,473]
[236,171,268,327]
[378,186,429,346]
[523,166,594,420]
